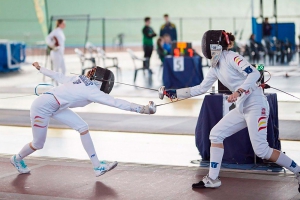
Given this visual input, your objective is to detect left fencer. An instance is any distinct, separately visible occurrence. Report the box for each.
[10,62,156,177]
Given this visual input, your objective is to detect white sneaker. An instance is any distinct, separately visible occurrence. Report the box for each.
[10,155,30,174]
[192,175,221,188]
[94,161,118,177]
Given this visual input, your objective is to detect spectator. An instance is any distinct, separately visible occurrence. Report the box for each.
[46,19,66,79]
[156,37,167,63]
[142,17,157,68]
[249,34,260,63]
[160,14,177,41]
[298,35,300,64]
[262,17,272,43]
[162,34,172,55]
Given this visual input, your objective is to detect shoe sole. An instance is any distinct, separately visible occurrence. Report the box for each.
[95,170,107,177]
[95,162,118,177]
[10,157,30,174]
[192,184,221,189]
[107,162,118,171]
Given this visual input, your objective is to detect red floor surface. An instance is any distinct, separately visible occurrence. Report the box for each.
[0,155,299,200]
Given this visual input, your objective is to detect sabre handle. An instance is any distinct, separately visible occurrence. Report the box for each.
[148,101,156,114]
[158,86,177,100]
[158,86,165,99]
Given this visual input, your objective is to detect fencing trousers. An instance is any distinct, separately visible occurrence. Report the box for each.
[30,94,88,150]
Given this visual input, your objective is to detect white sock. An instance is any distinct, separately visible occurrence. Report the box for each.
[208,147,224,180]
[275,152,300,174]
[15,143,35,161]
[80,132,100,168]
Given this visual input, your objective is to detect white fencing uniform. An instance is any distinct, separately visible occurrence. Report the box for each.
[46,27,66,75]
[30,67,146,150]
[189,50,273,160]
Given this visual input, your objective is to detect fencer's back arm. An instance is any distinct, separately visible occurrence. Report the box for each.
[229,54,260,90]
[239,67,260,91]
[39,67,75,84]
[190,68,218,97]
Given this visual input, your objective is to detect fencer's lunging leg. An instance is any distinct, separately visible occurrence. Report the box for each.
[51,109,100,168]
[192,108,247,188]
[80,130,101,168]
[208,144,224,180]
[15,143,36,162]
[245,103,300,175]
[11,94,57,174]
[273,150,300,173]
[52,108,118,176]
[208,108,247,180]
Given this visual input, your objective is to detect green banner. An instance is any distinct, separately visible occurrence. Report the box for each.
[33,0,48,38]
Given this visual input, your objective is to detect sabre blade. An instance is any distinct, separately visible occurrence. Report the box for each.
[270,86,300,101]
[113,81,158,91]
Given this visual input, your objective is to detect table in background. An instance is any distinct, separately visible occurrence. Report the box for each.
[195,93,280,164]
[163,56,203,89]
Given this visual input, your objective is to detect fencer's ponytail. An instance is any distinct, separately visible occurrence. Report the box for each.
[220,31,235,50]
[56,19,64,28]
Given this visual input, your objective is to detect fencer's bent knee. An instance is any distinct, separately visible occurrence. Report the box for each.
[31,141,44,150]
[210,134,223,143]
[77,123,89,133]
[80,130,89,135]
[209,127,225,143]
[254,145,273,160]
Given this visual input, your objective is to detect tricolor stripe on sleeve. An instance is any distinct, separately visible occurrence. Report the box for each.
[234,56,243,66]
[258,116,267,131]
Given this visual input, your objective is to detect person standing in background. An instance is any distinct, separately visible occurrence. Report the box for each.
[162,34,172,55]
[262,17,272,44]
[298,35,300,64]
[160,14,177,42]
[249,34,260,63]
[156,37,167,63]
[142,17,157,68]
[46,19,66,77]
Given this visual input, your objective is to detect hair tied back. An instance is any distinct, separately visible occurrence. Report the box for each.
[222,31,230,45]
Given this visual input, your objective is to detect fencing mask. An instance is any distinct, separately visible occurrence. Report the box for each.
[90,66,114,94]
[201,30,224,67]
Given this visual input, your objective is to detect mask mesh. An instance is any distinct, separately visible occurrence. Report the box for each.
[201,30,223,59]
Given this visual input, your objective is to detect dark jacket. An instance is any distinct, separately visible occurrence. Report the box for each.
[263,22,272,36]
[157,46,167,62]
[143,26,157,46]
[160,22,177,41]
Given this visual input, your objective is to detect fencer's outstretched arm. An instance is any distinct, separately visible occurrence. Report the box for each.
[88,90,155,114]
[189,68,218,97]
[32,62,75,84]
[162,68,218,99]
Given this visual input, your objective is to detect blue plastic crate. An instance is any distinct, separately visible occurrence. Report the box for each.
[0,41,26,72]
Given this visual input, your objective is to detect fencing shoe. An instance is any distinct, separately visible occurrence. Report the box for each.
[94,161,118,177]
[10,155,30,174]
[192,175,221,188]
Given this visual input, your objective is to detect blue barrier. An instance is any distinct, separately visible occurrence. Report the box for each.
[252,17,296,49]
[0,41,26,72]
